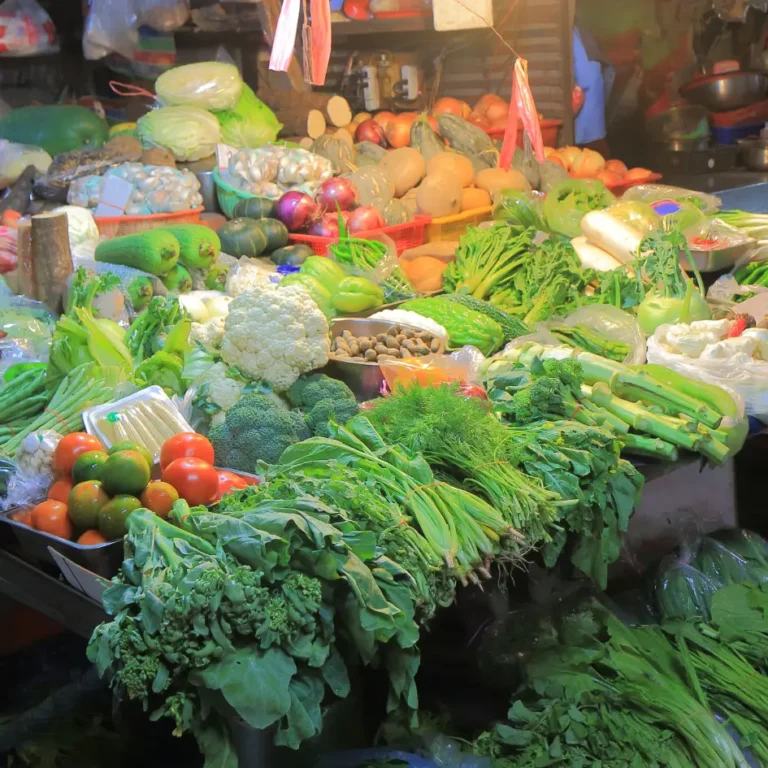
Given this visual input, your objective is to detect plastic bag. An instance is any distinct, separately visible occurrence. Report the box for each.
[707,244,768,310]
[646,323,763,421]
[0,226,17,274]
[492,188,543,229]
[0,140,51,188]
[0,295,55,370]
[0,0,58,56]
[604,200,659,234]
[155,60,242,110]
[379,346,486,392]
[83,0,139,60]
[140,0,188,32]
[622,184,722,214]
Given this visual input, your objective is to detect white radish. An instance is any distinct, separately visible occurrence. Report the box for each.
[580,210,643,265]
[570,236,623,272]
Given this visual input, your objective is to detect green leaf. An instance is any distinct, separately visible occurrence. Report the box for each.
[190,647,296,730]
[508,700,539,724]
[274,675,325,749]
[495,723,534,747]
[321,647,351,698]
[192,713,238,768]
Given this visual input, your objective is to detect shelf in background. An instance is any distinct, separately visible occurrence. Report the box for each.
[332,16,434,36]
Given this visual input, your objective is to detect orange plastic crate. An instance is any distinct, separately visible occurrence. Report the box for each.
[426,206,493,243]
[289,216,430,256]
[94,207,204,238]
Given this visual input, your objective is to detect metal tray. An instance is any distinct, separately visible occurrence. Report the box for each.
[0,508,123,577]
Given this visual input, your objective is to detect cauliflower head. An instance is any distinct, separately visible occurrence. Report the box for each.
[220,284,330,392]
[190,316,226,355]
[225,260,273,298]
[195,363,243,412]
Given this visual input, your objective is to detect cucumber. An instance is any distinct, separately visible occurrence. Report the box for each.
[271,244,313,267]
[162,224,220,270]
[218,217,268,257]
[232,196,276,219]
[255,218,289,252]
[95,230,179,276]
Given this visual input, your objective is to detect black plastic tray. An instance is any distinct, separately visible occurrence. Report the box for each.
[0,508,123,577]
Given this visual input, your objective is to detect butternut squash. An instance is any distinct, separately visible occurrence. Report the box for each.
[461,187,491,211]
[416,174,462,218]
[426,153,474,187]
[380,147,426,197]
[475,168,530,197]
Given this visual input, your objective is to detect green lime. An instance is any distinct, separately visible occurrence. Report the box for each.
[68,480,109,529]
[98,495,142,540]
[72,450,109,484]
[101,450,151,497]
[108,441,153,467]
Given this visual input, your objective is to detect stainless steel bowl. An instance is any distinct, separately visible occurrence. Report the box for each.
[738,138,768,170]
[647,105,709,142]
[324,317,445,401]
[680,71,768,112]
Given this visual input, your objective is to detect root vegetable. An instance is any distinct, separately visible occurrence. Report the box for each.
[355,119,387,147]
[385,117,412,149]
[347,206,385,233]
[373,111,396,130]
[316,177,359,211]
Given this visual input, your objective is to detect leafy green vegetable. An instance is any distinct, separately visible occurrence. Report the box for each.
[492,189,544,230]
[542,179,615,239]
[133,350,185,396]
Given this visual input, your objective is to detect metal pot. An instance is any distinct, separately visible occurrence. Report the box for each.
[738,138,768,170]
[680,71,768,112]
[646,105,710,144]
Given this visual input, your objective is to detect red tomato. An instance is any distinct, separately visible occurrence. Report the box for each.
[160,433,215,471]
[216,470,250,500]
[162,457,218,506]
[53,433,103,476]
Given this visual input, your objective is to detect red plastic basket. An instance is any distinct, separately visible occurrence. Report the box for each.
[288,216,430,256]
[94,207,204,238]
[486,119,563,147]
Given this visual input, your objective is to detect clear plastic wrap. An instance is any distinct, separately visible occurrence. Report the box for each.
[654,529,768,622]
[622,184,722,214]
[379,346,486,392]
[0,140,51,188]
[708,244,768,310]
[0,0,58,56]
[646,322,762,421]
[5,430,61,509]
[223,146,333,199]
[82,0,139,60]
[0,295,55,370]
[67,163,203,215]
[154,60,242,111]
[604,200,660,234]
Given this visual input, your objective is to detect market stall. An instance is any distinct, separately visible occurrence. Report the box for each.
[4,0,768,764]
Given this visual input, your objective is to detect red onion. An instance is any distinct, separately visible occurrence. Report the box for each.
[274,191,319,232]
[348,206,386,234]
[316,177,359,212]
[307,213,341,238]
[354,119,387,147]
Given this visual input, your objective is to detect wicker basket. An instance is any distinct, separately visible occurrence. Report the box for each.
[425,207,493,243]
[94,207,203,238]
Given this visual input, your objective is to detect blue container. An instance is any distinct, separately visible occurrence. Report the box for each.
[330,0,344,10]
[712,122,762,145]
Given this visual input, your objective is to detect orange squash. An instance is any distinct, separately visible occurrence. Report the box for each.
[401,256,448,292]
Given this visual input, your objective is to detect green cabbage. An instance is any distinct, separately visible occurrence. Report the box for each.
[155,61,242,111]
[542,179,615,239]
[216,85,282,148]
[137,106,220,162]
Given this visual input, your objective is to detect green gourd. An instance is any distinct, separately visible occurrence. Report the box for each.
[95,231,179,276]
[162,224,220,270]
[410,115,445,162]
[400,297,504,356]
[161,264,193,293]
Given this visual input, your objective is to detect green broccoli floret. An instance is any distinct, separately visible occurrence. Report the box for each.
[540,357,584,396]
[208,393,310,472]
[286,374,358,437]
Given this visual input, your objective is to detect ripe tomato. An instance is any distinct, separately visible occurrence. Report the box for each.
[53,433,103,476]
[48,477,74,503]
[160,433,215,471]
[162,457,218,506]
[215,470,250,500]
[31,500,73,540]
[78,529,108,546]
[140,481,180,519]
[13,508,32,526]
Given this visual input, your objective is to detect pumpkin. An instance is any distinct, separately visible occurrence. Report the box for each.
[401,256,447,292]
[461,187,491,211]
[232,196,276,219]
[380,146,426,197]
[433,97,472,119]
[475,168,530,197]
[426,153,475,187]
[416,174,462,218]
[218,217,268,257]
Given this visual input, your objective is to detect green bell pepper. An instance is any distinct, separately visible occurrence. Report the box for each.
[300,256,346,294]
[279,273,335,319]
[333,276,385,314]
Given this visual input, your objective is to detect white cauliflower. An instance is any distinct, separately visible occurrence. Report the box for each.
[225,259,275,297]
[193,362,245,425]
[220,283,330,392]
[189,315,226,355]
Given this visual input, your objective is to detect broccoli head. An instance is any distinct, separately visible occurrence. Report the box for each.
[208,393,310,472]
[540,357,584,397]
[286,374,358,437]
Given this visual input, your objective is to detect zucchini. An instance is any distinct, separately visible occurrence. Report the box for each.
[232,196,275,219]
[218,217,268,257]
[95,230,179,276]
[162,224,220,270]
[410,115,445,162]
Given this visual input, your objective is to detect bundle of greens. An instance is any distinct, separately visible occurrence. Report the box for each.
[89,501,421,767]
[549,323,631,362]
[474,586,768,767]
[442,225,533,301]
[484,343,747,464]
[125,295,191,362]
[366,384,562,543]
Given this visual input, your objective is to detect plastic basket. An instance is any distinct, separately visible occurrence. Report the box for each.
[426,206,493,242]
[289,216,430,256]
[212,167,274,219]
[94,207,203,238]
[486,119,563,147]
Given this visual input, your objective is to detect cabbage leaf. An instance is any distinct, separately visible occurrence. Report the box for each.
[216,85,282,148]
